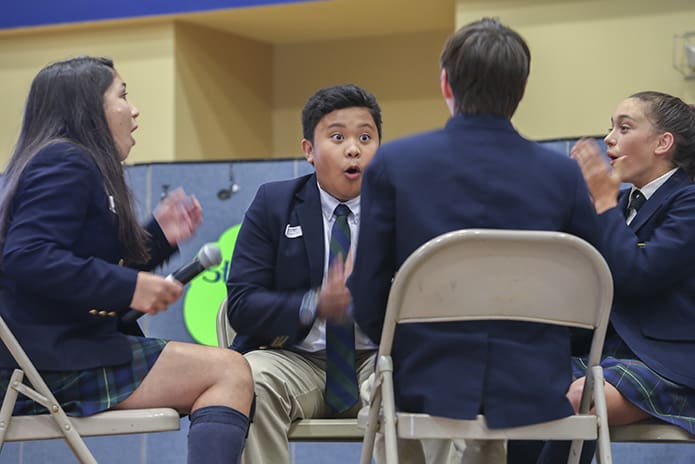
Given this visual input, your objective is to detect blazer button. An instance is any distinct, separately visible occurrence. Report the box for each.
[107,311,117,317]
[118,259,125,266]
[89,309,98,315]
[98,310,107,316]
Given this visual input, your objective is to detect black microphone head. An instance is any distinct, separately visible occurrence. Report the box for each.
[198,243,222,269]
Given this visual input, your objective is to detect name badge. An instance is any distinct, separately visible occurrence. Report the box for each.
[285,224,303,238]
[108,195,117,214]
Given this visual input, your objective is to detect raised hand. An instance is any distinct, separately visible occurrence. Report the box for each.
[571,138,621,213]
[154,187,203,245]
[317,255,353,323]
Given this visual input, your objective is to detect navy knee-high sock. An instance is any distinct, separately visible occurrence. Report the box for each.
[507,440,545,464]
[188,406,249,464]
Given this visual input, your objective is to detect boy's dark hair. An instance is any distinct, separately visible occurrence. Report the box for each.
[440,17,530,118]
[301,84,382,142]
[631,91,695,178]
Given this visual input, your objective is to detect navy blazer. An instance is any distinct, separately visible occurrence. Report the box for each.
[349,114,602,428]
[599,169,695,389]
[227,174,325,353]
[0,142,176,371]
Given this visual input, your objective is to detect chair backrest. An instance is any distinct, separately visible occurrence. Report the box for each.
[216,297,236,348]
[379,229,613,363]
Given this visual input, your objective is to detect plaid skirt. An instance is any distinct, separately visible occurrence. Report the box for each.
[572,336,695,434]
[0,336,167,417]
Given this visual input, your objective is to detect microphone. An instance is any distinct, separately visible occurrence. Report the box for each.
[120,243,222,325]
[165,243,222,285]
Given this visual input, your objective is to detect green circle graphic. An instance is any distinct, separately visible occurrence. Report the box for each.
[183,224,241,346]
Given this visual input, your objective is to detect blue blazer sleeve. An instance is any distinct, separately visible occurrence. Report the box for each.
[599,176,695,297]
[137,217,178,271]
[226,183,310,348]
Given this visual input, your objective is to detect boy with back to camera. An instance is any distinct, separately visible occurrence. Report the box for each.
[349,18,603,464]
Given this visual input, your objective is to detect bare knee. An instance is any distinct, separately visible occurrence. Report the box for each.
[192,348,254,415]
[604,383,649,425]
[228,350,253,391]
[218,349,254,400]
[566,377,586,413]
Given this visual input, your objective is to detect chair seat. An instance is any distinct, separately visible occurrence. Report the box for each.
[288,418,363,442]
[216,300,364,444]
[358,408,598,441]
[610,419,695,443]
[3,408,180,442]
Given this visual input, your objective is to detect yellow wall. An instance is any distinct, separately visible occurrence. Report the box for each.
[0,22,176,167]
[174,23,273,160]
[0,23,450,166]
[271,30,452,157]
[5,1,694,166]
[458,0,695,139]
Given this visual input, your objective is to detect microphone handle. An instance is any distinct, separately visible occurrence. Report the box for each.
[170,261,205,285]
[121,307,145,325]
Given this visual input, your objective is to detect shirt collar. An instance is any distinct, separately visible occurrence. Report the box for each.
[316,181,360,222]
[631,167,678,200]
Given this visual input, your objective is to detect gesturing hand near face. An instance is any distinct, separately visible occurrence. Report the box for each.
[571,138,621,214]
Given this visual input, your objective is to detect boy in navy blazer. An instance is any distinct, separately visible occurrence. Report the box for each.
[226,84,382,463]
[349,18,602,464]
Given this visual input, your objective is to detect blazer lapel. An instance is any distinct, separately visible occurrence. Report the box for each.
[618,189,630,219]
[295,176,325,287]
[630,169,690,232]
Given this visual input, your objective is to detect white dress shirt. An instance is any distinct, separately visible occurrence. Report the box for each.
[295,182,377,352]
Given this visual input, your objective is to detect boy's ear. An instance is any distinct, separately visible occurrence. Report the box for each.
[654,131,675,157]
[301,139,314,165]
[440,68,453,99]
[440,68,455,115]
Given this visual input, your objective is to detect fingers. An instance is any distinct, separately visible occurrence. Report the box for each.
[570,137,600,161]
[165,187,186,201]
[571,138,605,172]
[328,255,345,282]
[175,190,203,224]
[130,272,183,316]
[154,187,203,244]
[571,139,616,184]
[187,195,203,226]
[344,249,354,281]
[570,138,621,213]
[317,259,353,323]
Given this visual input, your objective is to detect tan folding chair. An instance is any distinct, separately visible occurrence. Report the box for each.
[216,298,363,441]
[0,313,180,464]
[358,229,614,464]
[216,297,235,350]
[610,419,695,443]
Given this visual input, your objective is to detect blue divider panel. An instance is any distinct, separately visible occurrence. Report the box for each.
[143,158,304,343]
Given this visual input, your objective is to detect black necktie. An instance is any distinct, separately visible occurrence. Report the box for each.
[626,189,646,215]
